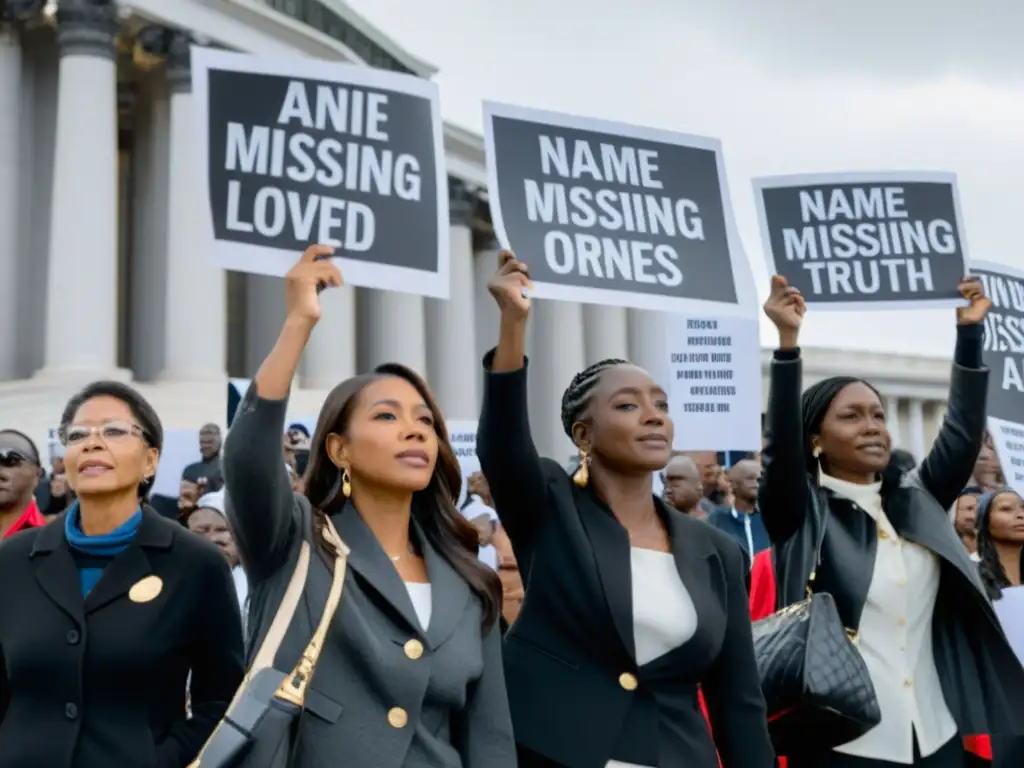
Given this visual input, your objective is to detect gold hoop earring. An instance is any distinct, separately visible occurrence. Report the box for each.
[573,448,590,488]
[341,468,351,498]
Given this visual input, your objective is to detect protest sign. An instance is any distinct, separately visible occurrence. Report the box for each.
[753,172,969,310]
[483,101,754,316]
[447,420,479,507]
[667,315,762,452]
[191,47,449,297]
[152,429,202,499]
[974,260,1024,496]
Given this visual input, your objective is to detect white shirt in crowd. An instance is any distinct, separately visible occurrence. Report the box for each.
[461,495,498,570]
[820,473,957,764]
[607,548,698,768]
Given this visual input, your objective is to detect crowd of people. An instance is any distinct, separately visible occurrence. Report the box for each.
[0,246,1022,767]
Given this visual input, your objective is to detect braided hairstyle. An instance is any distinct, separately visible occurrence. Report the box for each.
[560,359,628,440]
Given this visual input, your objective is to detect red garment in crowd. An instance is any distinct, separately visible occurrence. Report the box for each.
[2,499,46,539]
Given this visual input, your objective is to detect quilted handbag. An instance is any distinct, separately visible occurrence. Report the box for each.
[751,523,881,756]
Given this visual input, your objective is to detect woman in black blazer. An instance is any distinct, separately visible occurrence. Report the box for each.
[759,275,1024,767]
[478,251,775,768]
[0,381,244,768]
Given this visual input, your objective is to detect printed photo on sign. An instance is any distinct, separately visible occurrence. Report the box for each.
[667,315,762,452]
[483,101,754,316]
[753,172,969,311]
[446,420,480,508]
[974,260,1024,496]
[191,47,449,298]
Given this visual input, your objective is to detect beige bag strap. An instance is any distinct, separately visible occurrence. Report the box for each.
[188,521,349,767]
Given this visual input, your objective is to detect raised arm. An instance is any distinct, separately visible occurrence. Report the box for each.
[224,246,343,580]
[758,276,811,545]
[918,279,992,511]
[476,251,551,547]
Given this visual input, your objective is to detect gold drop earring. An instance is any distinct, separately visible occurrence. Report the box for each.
[341,468,352,498]
[573,447,590,488]
[812,445,824,484]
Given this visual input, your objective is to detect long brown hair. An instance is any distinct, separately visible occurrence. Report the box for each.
[303,363,501,630]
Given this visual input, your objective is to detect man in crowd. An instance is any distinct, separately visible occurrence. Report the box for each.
[662,454,707,520]
[184,489,247,617]
[35,454,72,519]
[954,486,982,560]
[181,423,224,491]
[683,450,724,515]
[461,471,499,569]
[0,430,47,539]
[708,458,771,560]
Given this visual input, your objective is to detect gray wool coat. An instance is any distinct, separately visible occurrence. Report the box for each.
[223,384,516,768]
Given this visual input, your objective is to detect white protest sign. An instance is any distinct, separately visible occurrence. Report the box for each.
[191,47,449,297]
[974,260,1024,497]
[447,420,479,507]
[753,171,969,310]
[993,586,1024,667]
[152,428,202,498]
[483,101,755,316]
[667,315,762,452]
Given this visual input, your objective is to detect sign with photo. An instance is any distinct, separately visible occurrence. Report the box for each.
[446,420,479,508]
[191,47,449,298]
[482,101,755,316]
[753,172,969,310]
[974,260,1024,496]
[667,315,762,452]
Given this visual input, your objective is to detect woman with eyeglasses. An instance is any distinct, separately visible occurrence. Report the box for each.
[0,381,244,768]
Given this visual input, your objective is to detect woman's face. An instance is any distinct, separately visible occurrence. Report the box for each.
[63,396,158,498]
[986,491,1024,543]
[187,507,239,567]
[581,365,673,473]
[328,376,438,494]
[815,382,891,476]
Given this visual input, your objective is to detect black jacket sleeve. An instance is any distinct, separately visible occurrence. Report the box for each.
[701,539,777,768]
[917,324,989,512]
[476,350,551,547]
[757,349,811,545]
[223,383,298,580]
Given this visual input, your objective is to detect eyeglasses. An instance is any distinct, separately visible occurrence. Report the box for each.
[0,449,36,468]
[61,421,147,447]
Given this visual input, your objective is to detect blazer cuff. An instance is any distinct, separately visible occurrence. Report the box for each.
[482,348,530,376]
[773,347,801,362]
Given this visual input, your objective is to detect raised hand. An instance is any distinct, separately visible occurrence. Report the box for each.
[284,245,343,325]
[487,250,531,321]
[763,275,806,348]
[956,276,991,325]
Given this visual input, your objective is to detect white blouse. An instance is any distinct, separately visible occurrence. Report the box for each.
[820,473,957,764]
[606,548,699,768]
[404,581,432,630]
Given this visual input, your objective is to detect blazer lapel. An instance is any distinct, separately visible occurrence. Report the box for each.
[575,486,635,659]
[30,514,85,627]
[332,502,423,635]
[84,508,173,615]
[419,522,470,650]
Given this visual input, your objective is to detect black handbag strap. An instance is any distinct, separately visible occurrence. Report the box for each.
[804,489,830,598]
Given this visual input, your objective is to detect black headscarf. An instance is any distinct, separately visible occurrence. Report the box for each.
[974,486,1022,600]
[800,376,877,476]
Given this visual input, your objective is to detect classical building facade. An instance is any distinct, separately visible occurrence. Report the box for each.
[0,0,950,462]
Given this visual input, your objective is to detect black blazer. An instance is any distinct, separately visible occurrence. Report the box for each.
[0,508,244,768]
[478,353,775,768]
[759,349,1024,751]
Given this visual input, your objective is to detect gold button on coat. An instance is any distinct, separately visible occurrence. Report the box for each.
[404,639,424,660]
[387,707,408,728]
[618,672,638,691]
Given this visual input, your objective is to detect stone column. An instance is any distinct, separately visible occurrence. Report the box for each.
[908,397,926,463]
[583,305,629,366]
[160,32,226,381]
[39,0,123,379]
[301,282,356,389]
[884,396,902,448]
[472,237,501,367]
[0,24,22,379]
[245,274,285,375]
[628,309,671,388]
[358,289,427,375]
[529,300,585,461]
[425,179,478,418]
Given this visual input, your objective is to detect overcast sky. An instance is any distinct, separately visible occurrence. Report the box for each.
[345,0,1024,355]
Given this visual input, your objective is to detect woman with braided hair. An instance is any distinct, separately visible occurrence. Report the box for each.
[477,250,774,768]
[760,273,1024,767]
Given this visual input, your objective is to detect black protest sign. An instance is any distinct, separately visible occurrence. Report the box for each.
[193,48,447,297]
[975,262,1024,421]
[754,173,968,309]
[484,102,748,314]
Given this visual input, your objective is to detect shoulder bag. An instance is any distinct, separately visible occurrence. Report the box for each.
[750,511,881,756]
[188,518,349,768]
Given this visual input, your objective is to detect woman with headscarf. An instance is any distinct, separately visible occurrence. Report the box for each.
[477,250,774,768]
[973,487,1024,599]
[759,274,1024,767]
